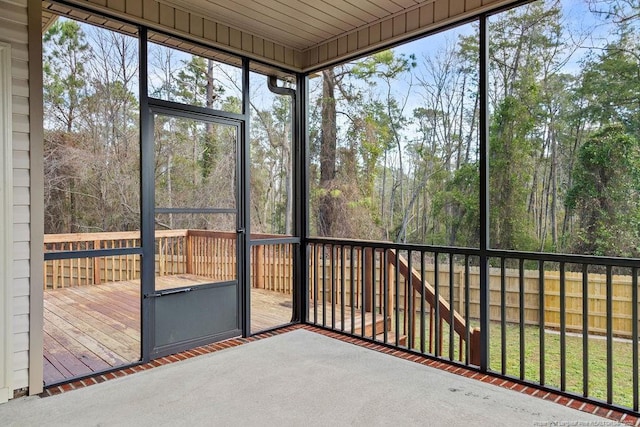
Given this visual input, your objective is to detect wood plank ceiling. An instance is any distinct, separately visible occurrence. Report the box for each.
[164,0,430,51]
[42,0,516,71]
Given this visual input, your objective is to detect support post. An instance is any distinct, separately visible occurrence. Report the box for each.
[478,14,491,371]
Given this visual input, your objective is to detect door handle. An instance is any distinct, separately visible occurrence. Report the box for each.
[144,287,193,298]
[237,228,246,234]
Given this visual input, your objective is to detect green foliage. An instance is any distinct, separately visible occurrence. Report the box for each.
[489,95,538,251]
[351,50,417,81]
[578,28,640,135]
[433,163,480,247]
[43,20,91,132]
[566,124,640,256]
[174,56,225,107]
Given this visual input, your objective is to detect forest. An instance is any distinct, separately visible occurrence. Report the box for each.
[43,0,640,258]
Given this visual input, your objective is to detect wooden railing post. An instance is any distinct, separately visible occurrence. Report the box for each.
[470,327,481,366]
[93,240,101,285]
[185,231,193,274]
[256,245,265,289]
[364,247,374,312]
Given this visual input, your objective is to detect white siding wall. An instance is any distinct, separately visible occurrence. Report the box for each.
[1,0,31,394]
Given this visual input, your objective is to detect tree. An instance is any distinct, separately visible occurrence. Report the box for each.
[487,1,564,251]
[43,20,91,133]
[578,28,640,136]
[43,20,92,233]
[566,124,640,257]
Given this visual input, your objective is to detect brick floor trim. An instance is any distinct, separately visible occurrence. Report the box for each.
[41,323,639,426]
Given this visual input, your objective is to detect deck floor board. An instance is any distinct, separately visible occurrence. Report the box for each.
[44,275,293,385]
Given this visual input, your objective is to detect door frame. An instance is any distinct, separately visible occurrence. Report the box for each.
[138,32,252,362]
[140,96,248,360]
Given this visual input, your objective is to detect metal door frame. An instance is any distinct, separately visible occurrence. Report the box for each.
[140,95,248,360]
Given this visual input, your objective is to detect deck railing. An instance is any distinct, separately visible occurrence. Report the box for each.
[308,242,478,364]
[44,231,640,413]
[307,237,640,416]
[44,230,294,293]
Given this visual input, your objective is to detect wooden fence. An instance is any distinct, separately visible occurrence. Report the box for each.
[44,230,294,293]
[44,232,639,338]
[308,251,640,339]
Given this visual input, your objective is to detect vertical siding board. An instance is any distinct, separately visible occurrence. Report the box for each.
[392,15,406,37]
[203,19,216,41]
[357,28,369,49]
[434,0,450,21]
[406,9,419,32]
[337,36,347,56]
[347,33,357,53]
[125,0,143,18]
[284,48,294,67]
[217,24,230,46]
[158,3,174,28]
[264,41,275,60]
[380,19,393,41]
[419,3,435,26]
[293,50,302,69]
[318,43,328,62]
[241,33,252,52]
[229,28,242,49]
[106,0,126,13]
[303,47,316,68]
[274,44,285,64]
[327,39,337,60]
[450,0,466,16]
[466,0,482,11]
[174,9,189,33]
[142,0,159,23]
[369,23,381,44]
[253,37,264,57]
[190,15,204,37]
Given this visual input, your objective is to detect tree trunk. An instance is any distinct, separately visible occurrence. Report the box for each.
[318,69,338,237]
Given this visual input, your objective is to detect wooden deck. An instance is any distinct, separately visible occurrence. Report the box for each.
[44,275,293,385]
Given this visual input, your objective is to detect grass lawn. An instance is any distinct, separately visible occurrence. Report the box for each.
[394,317,638,409]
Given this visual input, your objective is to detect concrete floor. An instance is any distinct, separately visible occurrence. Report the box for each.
[0,329,620,426]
